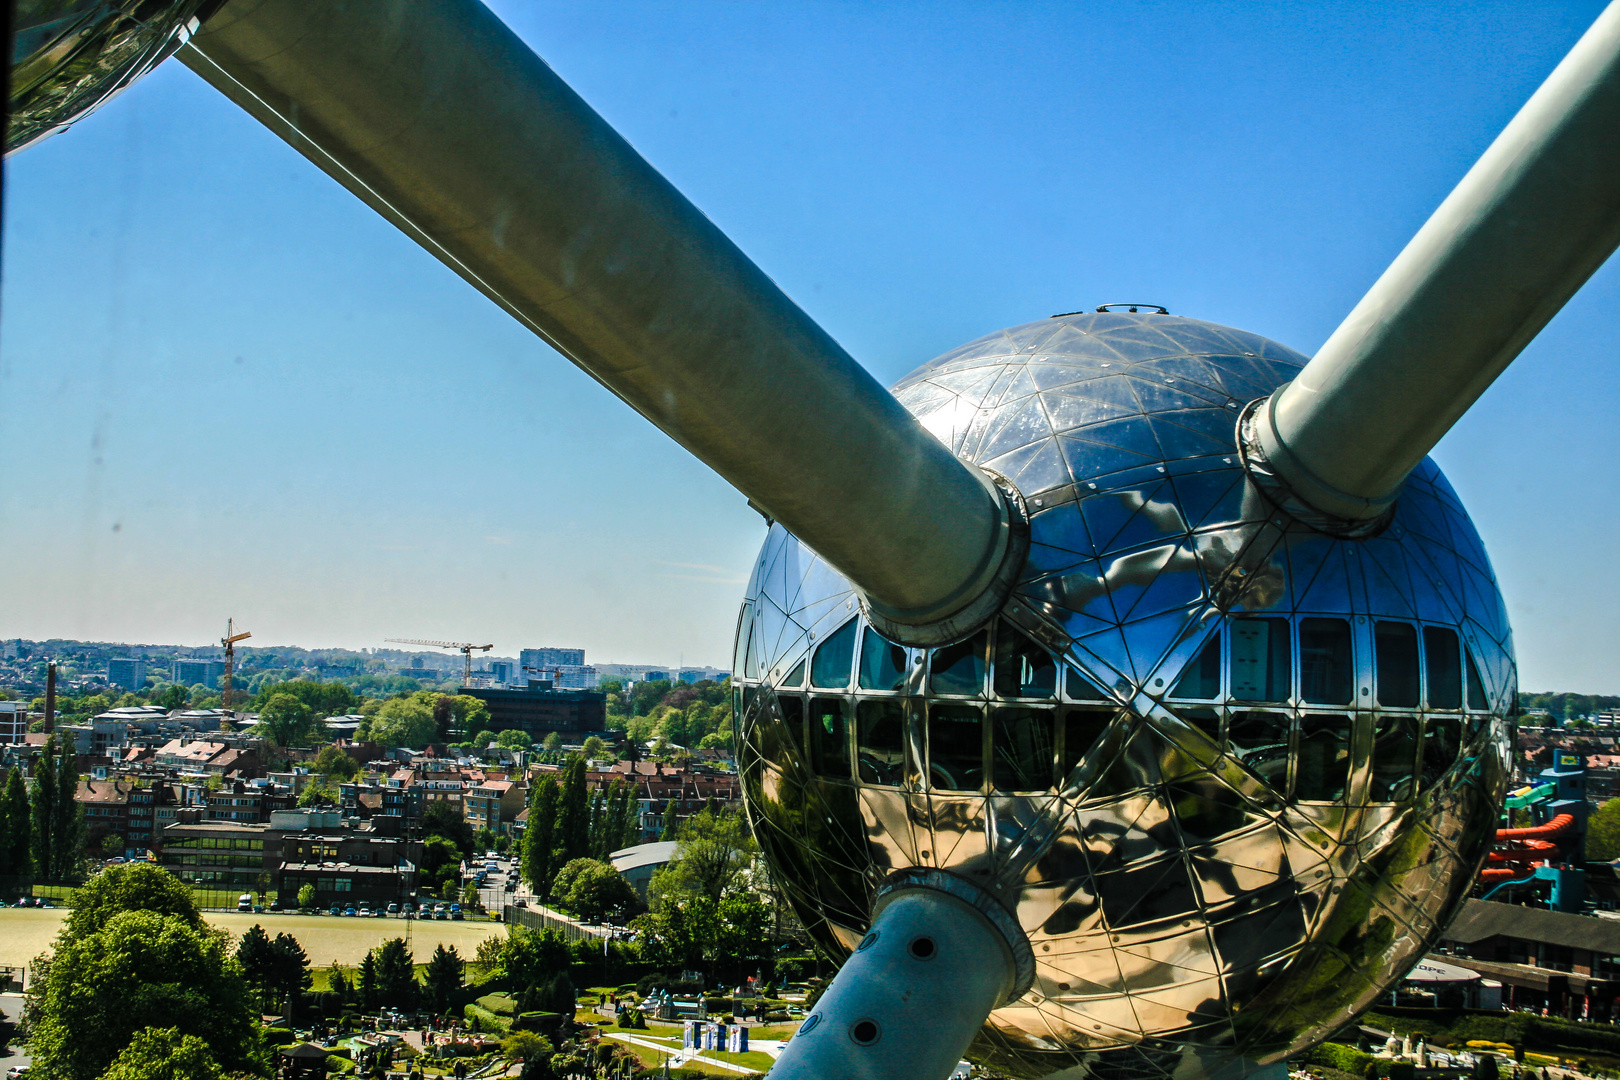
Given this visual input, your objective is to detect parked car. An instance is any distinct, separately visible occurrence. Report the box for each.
[342,905,357,917]
[268,897,282,911]
[514,897,528,908]
[357,904,372,917]
[237,894,253,912]
[387,901,400,915]
[9,1064,33,1079]
[328,904,342,916]
[449,904,464,921]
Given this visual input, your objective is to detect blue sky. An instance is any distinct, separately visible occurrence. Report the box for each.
[3,1,1617,688]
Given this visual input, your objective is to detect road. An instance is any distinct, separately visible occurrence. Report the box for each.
[0,907,503,971]
[0,993,28,1076]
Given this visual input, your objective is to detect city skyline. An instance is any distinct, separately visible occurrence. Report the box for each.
[3,2,1618,691]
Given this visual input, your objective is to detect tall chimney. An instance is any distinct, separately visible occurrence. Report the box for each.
[44,661,56,734]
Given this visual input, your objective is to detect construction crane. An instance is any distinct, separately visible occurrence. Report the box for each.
[384,639,493,687]
[221,618,251,719]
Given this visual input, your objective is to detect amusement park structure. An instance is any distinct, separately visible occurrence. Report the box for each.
[10,3,1620,1079]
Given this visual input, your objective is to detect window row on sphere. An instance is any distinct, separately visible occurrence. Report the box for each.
[740,613,1491,802]
[1169,616,1491,711]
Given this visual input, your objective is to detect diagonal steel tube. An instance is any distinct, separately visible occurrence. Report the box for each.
[1249,1,1620,523]
[178,0,1015,638]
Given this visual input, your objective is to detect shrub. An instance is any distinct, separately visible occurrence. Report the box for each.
[1304,1043,1374,1077]
[463,1003,511,1035]
[475,994,517,1017]
[265,1028,296,1047]
[326,1055,354,1073]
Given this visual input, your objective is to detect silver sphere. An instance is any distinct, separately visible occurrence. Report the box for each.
[734,311,1513,1080]
[8,0,218,155]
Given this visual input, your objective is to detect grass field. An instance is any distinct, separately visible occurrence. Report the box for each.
[0,907,503,969]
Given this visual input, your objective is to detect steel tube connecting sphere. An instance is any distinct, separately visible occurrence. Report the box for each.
[737,312,1513,1080]
[171,0,1016,643]
[768,884,1019,1080]
[1251,0,1620,523]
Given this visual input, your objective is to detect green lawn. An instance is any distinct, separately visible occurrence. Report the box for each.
[704,1049,774,1071]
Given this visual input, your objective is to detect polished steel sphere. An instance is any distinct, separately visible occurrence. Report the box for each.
[8,0,217,155]
[734,311,1513,1080]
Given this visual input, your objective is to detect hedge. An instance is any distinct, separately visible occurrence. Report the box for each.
[463,1003,511,1035]
[475,994,517,1017]
[265,1028,296,1048]
[1304,1043,1375,1076]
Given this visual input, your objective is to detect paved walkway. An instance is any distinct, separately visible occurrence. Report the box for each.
[602,1031,765,1074]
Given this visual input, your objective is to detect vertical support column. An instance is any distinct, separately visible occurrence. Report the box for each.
[767,887,1018,1080]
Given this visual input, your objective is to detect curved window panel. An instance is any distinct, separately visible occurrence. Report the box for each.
[928,703,985,792]
[810,619,858,689]
[734,603,754,680]
[1466,649,1489,712]
[1422,716,1461,787]
[1375,622,1420,708]
[992,621,1056,699]
[1371,716,1420,801]
[808,696,850,779]
[858,626,907,691]
[991,706,1055,791]
[1169,633,1221,700]
[1064,666,1108,702]
[1300,618,1353,705]
[1424,627,1462,710]
[782,657,806,688]
[856,699,907,785]
[1296,714,1351,801]
[930,630,987,697]
[1177,706,1220,741]
[1061,706,1113,775]
[1227,710,1290,791]
[1231,618,1290,702]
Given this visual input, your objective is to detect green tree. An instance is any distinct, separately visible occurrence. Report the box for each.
[297,883,316,909]
[582,736,607,759]
[558,860,642,923]
[151,684,188,712]
[494,729,532,750]
[311,744,360,780]
[372,938,417,1010]
[423,800,474,856]
[553,756,589,867]
[499,1032,552,1062]
[98,1027,222,1080]
[541,731,562,752]
[257,693,314,747]
[0,766,30,877]
[1588,797,1620,860]
[648,807,756,910]
[522,778,560,893]
[51,732,84,879]
[235,924,275,1006]
[29,910,262,1080]
[423,943,464,1012]
[31,733,57,879]
[363,696,437,749]
[100,833,125,858]
[267,932,312,1011]
[658,799,678,842]
[356,952,379,1012]
[62,862,202,938]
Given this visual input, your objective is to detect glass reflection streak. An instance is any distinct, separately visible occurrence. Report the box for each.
[732,312,1512,1080]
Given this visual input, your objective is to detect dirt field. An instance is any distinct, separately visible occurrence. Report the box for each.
[0,907,504,970]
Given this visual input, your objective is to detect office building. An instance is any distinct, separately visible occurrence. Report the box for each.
[171,658,225,690]
[519,647,585,671]
[108,657,148,690]
[0,702,28,744]
[462,682,607,743]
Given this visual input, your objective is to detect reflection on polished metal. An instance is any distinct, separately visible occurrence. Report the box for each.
[7,0,220,155]
[170,0,1018,645]
[736,311,1513,1080]
[1246,3,1620,527]
[9,2,1614,1078]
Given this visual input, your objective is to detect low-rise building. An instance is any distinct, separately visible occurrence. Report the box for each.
[277,824,420,907]
[465,779,524,838]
